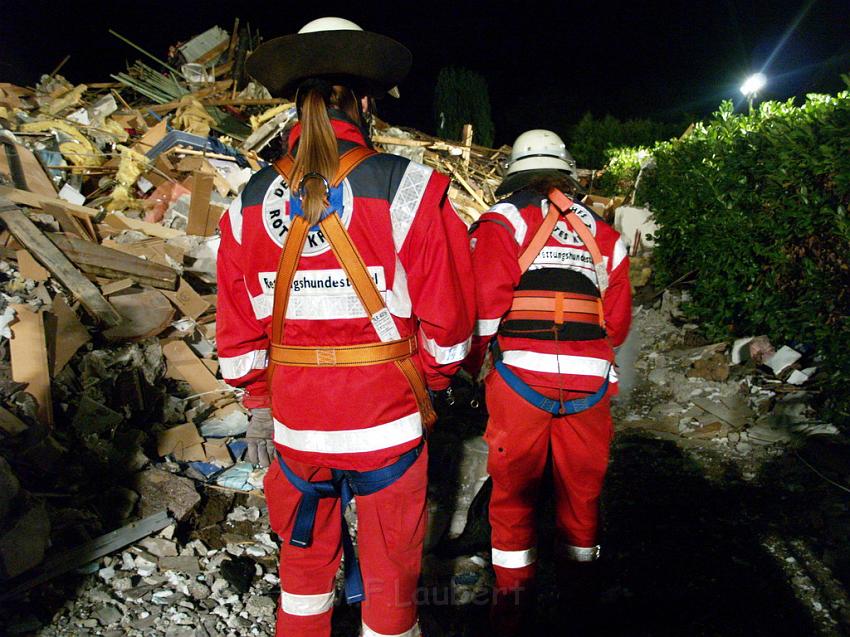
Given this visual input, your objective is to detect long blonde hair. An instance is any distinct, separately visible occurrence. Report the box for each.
[290,83,362,224]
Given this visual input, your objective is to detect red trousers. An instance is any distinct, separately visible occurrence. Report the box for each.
[484,372,614,593]
[264,447,428,637]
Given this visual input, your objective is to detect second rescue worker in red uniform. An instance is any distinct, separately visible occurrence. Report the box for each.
[465,130,632,634]
[216,18,474,637]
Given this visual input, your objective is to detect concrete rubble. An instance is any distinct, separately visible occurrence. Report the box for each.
[618,289,839,457]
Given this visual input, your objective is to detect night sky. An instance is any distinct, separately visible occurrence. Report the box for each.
[2,0,848,145]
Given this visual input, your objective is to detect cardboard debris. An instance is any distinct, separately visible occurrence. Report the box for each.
[162,340,231,405]
[157,423,206,462]
[0,405,28,436]
[162,277,211,320]
[16,250,49,281]
[9,305,53,426]
[103,289,175,342]
[203,439,233,467]
[49,295,91,375]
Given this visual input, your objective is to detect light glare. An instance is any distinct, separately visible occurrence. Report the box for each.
[740,73,767,96]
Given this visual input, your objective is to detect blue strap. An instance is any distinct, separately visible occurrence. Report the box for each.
[492,345,610,416]
[276,442,424,604]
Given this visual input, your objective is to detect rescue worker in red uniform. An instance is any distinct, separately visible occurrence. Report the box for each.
[465,130,632,634]
[216,18,474,637]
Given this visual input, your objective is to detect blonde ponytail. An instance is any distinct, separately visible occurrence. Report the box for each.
[291,89,339,225]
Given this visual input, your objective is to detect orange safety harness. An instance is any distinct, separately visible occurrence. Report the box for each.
[501,189,608,335]
[268,147,437,429]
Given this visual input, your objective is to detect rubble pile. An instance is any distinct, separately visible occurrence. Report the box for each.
[619,289,838,461]
[0,24,292,628]
[27,504,279,637]
[0,25,513,630]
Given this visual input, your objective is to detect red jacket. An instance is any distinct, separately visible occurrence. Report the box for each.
[216,118,475,471]
[466,189,631,399]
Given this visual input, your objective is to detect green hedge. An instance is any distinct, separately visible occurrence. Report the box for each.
[597,146,651,196]
[569,113,682,168]
[640,95,850,427]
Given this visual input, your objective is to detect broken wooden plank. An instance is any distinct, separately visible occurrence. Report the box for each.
[0,204,121,326]
[100,278,135,296]
[9,305,53,426]
[439,159,489,210]
[46,233,178,290]
[103,289,175,342]
[0,185,98,219]
[187,172,215,236]
[103,211,185,240]
[0,142,57,198]
[42,201,94,241]
[0,510,172,602]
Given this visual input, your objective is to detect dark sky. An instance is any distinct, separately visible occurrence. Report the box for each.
[2,0,848,145]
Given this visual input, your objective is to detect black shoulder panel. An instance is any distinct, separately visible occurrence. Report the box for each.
[503,189,540,210]
[346,152,411,202]
[241,165,279,207]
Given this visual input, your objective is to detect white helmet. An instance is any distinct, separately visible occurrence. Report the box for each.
[507,129,577,177]
[298,17,362,33]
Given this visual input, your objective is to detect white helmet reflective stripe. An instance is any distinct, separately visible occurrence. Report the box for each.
[298,17,363,33]
[505,129,577,178]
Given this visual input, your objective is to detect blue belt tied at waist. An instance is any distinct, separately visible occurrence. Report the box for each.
[276,440,424,604]
[492,342,610,416]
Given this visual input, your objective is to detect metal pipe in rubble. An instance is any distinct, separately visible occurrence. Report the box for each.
[0,131,29,191]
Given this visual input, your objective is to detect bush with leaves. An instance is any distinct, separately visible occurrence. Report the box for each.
[639,94,850,428]
[568,112,682,168]
[433,66,495,148]
[597,146,652,196]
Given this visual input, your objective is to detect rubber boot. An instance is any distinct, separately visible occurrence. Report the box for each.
[556,556,602,635]
[490,583,537,637]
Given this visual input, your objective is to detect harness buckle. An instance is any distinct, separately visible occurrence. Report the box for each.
[316,349,337,366]
[298,172,330,199]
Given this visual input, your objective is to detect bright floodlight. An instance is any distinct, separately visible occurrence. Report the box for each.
[740,73,767,96]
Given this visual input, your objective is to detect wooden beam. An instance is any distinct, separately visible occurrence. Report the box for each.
[103,211,185,240]
[0,185,99,219]
[46,232,179,290]
[0,201,121,326]
[461,124,473,170]
[42,202,94,240]
[439,159,489,210]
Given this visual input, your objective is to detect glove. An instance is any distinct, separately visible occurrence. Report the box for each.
[246,407,275,468]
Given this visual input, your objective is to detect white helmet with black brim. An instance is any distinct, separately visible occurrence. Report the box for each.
[246,17,411,99]
[496,129,580,196]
